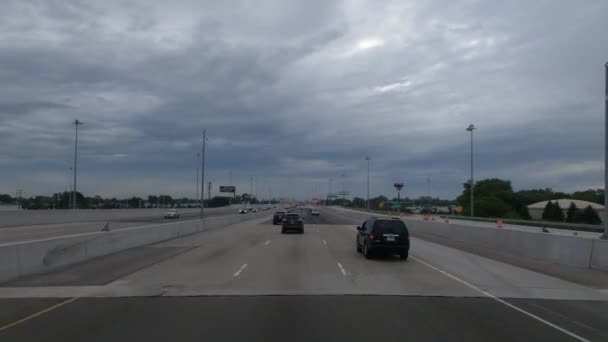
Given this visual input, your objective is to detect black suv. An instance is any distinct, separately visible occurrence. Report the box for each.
[273,211,286,225]
[356,218,409,259]
[282,213,304,234]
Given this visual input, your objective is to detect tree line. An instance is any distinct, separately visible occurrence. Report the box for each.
[0,192,272,209]
[455,178,604,223]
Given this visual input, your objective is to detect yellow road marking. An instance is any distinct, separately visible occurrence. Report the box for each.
[0,297,79,333]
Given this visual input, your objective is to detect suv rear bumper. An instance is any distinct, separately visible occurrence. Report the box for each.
[368,242,409,253]
[282,224,304,230]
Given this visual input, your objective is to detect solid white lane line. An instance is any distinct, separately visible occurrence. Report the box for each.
[233,263,248,277]
[264,240,271,245]
[411,256,591,342]
[337,262,347,276]
[322,240,327,245]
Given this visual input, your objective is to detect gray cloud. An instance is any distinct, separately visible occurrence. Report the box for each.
[0,0,607,200]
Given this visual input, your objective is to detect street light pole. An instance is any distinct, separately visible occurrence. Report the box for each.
[466,124,476,217]
[365,156,371,209]
[72,119,83,210]
[196,153,200,204]
[603,63,608,239]
[200,130,206,220]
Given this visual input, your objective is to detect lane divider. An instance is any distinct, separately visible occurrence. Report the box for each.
[411,256,591,342]
[322,240,327,246]
[233,263,248,277]
[337,262,347,276]
[264,240,271,246]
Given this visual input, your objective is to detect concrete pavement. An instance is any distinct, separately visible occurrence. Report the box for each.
[0,206,607,341]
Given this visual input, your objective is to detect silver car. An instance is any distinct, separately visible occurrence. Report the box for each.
[164,209,180,219]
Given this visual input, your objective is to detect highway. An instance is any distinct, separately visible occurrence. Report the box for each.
[0,206,607,341]
[0,206,241,244]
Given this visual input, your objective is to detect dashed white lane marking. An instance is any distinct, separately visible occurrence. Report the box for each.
[411,256,591,342]
[233,263,248,277]
[337,262,347,276]
[264,240,271,245]
[322,240,327,245]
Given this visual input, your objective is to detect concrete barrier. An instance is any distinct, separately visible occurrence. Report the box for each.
[0,212,267,283]
[590,239,608,271]
[407,220,597,269]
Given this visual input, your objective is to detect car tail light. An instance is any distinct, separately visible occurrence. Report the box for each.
[369,234,375,240]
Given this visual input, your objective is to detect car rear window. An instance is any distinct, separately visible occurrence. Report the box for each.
[286,214,300,218]
[275,211,285,214]
[373,220,407,234]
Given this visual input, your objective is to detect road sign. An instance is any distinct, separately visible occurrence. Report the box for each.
[394,182,404,191]
[379,202,385,209]
[337,191,350,196]
[456,206,463,214]
[219,185,236,193]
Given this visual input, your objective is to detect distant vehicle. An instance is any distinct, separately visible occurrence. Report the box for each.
[252,208,258,212]
[356,218,409,260]
[239,209,248,214]
[164,209,180,219]
[246,207,254,212]
[282,213,304,234]
[273,211,286,224]
[311,209,320,216]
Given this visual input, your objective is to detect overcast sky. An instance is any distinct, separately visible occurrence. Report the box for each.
[1,0,607,200]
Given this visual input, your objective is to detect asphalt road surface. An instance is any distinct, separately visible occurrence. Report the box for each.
[1,206,607,341]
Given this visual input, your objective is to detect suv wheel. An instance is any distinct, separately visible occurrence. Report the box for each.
[363,242,372,259]
[356,239,362,253]
[400,249,408,260]
[281,228,286,234]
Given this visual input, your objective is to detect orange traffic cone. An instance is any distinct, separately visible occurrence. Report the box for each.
[497,218,503,228]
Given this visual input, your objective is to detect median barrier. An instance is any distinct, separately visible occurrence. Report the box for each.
[0,212,263,283]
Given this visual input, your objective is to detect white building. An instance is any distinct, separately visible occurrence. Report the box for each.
[527,199,605,222]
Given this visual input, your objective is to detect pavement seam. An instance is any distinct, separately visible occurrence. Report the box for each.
[0,297,79,333]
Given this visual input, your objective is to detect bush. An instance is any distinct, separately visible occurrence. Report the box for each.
[542,201,565,222]
[577,205,602,224]
[566,202,579,223]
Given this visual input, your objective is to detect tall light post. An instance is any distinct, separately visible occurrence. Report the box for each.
[200,130,207,220]
[466,124,476,217]
[365,156,371,209]
[196,153,200,204]
[328,178,334,206]
[427,176,431,211]
[603,63,608,239]
[72,119,83,210]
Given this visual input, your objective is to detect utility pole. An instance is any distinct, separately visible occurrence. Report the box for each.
[250,176,253,202]
[466,124,476,217]
[603,62,608,239]
[200,130,206,220]
[72,119,83,210]
[365,156,371,209]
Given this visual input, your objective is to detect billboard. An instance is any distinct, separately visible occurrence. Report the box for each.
[219,185,236,193]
